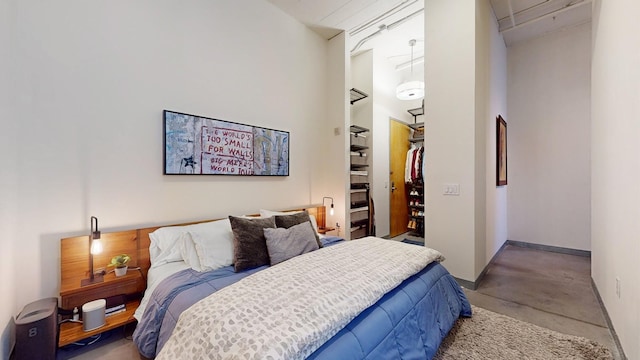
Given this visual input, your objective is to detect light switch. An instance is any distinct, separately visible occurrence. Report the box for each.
[443,183,460,196]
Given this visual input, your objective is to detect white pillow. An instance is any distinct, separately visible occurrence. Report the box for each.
[182,219,234,272]
[149,219,232,269]
[259,209,319,234]
[179,232,203,272]
[149,226,188,268]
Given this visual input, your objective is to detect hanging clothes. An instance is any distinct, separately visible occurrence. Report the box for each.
[405,145,424,184]
[404,144,416,183]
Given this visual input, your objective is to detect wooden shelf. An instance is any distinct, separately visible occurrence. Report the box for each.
[60,271,144,310]
[58,299,139,347]
[317,227,336,234]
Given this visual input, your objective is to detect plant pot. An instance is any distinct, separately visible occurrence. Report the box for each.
[114,266,128,277]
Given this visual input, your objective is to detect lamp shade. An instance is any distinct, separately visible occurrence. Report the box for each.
[396,80,425,100]
[90,239,103,255]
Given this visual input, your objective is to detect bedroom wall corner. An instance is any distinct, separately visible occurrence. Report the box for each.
[478,0,508,274]
[591,1,640,359]
[9,0,330,319]
[1,0,17,357]
[473,0,490,279]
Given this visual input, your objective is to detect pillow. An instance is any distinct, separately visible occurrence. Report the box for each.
[274,212,322,248]
[180,232,203,271]
[259,209,320,234]
[149,226,189,267]
[264,222,319,265]
[149,219,230,269]
[229,215,276,272]
[180,218,235,272]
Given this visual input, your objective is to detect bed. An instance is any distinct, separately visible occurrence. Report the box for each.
[59,205,470,359]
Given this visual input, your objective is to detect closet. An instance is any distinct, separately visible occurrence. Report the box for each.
[406,105,424,237]
[350,124,371,239]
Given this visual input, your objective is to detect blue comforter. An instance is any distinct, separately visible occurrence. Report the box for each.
[133,240,471,359]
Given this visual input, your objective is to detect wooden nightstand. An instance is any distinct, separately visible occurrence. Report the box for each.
[317,227,336,234]
[58,270,144,347]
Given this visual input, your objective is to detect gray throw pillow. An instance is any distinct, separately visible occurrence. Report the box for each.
[229,215,276,272]
[274,212,323,248]
[264,221,319,265]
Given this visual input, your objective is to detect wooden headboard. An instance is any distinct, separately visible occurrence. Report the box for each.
[60,205,326,299]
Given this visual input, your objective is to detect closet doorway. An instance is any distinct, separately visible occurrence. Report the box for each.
[389,119,411,237]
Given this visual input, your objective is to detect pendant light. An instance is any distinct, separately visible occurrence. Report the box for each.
[396,39,425,101]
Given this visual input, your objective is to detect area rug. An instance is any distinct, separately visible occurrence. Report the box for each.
[434,306,613,360]
[401,238,425,246]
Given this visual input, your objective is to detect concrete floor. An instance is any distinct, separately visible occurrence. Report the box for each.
[59,239,623,359]
[464,244,623,360]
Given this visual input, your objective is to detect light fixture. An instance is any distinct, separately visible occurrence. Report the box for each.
[81,216,104,287]
[323,197,334,216]
[396,39,425,101]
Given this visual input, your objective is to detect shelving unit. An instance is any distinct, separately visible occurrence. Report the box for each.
[350,125,371,239]
[408,100,424,143]
[58,299,140,347]
[406,101,424,237]
[350,88,369,104]
[408,121,425,143]
[407,183,424,236]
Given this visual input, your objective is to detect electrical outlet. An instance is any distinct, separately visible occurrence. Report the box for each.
[616,277,621,298]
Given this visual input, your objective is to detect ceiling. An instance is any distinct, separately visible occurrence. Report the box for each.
[268,0,426,71]
[491,0,592,45]
[267,0,592,70]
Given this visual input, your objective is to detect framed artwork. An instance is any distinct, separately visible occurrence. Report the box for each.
[163,110,289,176]
[496,115,507,186]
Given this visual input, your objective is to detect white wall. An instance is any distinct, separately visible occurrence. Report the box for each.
[1,0,17,356]
[507,22,592,251]
[424,0,478,281]
[591,1,640,359]
[476,0,508,272]
[2,2,331,356]
[425,0,507,282]
[325,32,350,236]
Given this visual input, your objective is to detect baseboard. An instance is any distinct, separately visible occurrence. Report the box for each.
[591,278,628,360]
[506,240,591,257]
[453,277,476,290]
[455,240,510,290]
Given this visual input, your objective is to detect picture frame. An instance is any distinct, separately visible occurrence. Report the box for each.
[496,115,507,186]
[163,110,290,176]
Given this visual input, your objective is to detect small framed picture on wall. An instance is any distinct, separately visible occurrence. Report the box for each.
[496,115,507,186]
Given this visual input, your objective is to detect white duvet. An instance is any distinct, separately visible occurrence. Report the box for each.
[156,237,444,360]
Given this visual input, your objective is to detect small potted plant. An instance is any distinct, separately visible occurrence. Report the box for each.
[108,254,131,277]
